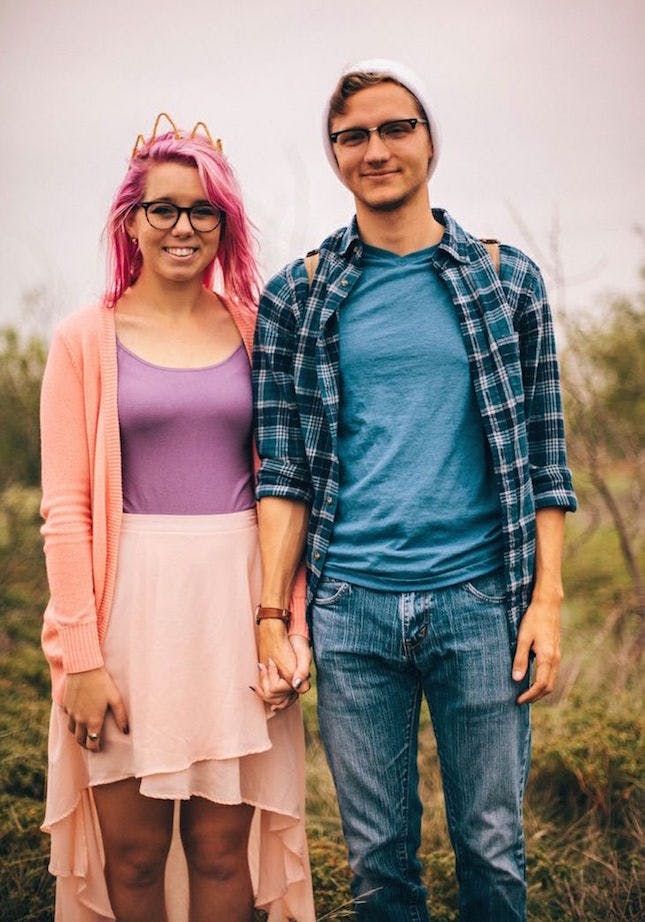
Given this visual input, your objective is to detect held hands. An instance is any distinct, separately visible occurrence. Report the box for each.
[254,621,311,711]
[63,666,129,751]
[512,593,562,705]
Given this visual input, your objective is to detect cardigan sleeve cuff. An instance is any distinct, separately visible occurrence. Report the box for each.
[59,621,105,673]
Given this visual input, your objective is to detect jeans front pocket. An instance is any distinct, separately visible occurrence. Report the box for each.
[462,568,507,604]
[314,577,352,606]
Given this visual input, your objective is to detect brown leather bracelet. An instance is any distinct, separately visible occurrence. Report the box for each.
[255,606,292,628]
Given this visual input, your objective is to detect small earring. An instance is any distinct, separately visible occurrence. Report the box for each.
[131,237,138,246]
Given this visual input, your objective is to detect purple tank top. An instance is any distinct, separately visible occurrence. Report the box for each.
[117,340,255,514]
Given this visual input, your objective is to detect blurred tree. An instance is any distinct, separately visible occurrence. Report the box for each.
[556,272,644,697]
[0,327,47,490]
[560,281,644,611]
[508,207,643,622]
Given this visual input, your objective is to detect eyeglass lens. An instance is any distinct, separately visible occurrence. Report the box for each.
[144,202,222,232]
[333,119,425,148]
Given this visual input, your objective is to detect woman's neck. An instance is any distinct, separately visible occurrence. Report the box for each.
[122,271,210,319]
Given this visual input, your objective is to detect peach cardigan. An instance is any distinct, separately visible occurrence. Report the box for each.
[40,300,307,704]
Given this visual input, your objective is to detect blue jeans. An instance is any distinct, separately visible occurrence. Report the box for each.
[312,569,531,922]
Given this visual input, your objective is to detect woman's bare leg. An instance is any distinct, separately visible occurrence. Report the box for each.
[93,777,174,922]
[180,797,255,922]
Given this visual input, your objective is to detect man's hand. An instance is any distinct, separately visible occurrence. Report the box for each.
[255,621,311,711]
[512,593,562,704]
[290,634,312,693]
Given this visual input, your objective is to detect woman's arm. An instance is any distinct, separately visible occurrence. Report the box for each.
[40,326,127,748]
[40,328,104,671]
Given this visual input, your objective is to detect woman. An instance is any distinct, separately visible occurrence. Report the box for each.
[40,114,315,922]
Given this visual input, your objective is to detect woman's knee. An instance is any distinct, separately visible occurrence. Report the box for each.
[107,834,171,889]
[181,804,252,880]
[183,827,250,880]
[93,777,174,890]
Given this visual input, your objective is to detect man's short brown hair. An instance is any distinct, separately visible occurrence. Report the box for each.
[327,73,425,129]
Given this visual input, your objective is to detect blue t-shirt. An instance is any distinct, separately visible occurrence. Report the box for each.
[324,243,503,590]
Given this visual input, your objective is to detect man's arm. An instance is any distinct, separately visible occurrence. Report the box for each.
[252,268,313,703]
[513,507,565,704]
[256,497,311,702]
[510,259,575,703]
[258,497,309,609]
[516,261,577,512]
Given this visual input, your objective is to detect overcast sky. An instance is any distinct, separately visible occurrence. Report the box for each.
[1,0,644,333]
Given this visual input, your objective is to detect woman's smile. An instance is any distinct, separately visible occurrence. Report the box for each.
[162,245,199,259]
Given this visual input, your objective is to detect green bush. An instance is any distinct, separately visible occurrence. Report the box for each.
[0,328,46,491]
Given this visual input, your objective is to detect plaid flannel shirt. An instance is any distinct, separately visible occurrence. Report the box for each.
[253,209,576,629]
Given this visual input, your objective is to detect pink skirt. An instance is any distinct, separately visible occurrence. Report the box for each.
[42,510,315,921]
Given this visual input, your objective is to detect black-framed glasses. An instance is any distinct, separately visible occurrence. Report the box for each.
[329,118,429,149]
[139,201,223,233]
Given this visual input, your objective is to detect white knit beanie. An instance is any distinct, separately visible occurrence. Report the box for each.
[323,58,440,181]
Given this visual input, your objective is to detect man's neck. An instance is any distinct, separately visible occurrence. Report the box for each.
[355,195,444,256]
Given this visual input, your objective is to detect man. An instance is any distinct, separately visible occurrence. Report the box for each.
[252,59,576,921]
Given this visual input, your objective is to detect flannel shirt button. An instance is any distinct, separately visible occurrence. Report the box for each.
[326,495,333,504]
[340,279,348,287]
[314,551,321,560]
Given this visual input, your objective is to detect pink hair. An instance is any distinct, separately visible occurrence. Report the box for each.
[104,131,260,310]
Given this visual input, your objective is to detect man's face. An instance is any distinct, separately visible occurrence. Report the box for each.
[329,82,433,213]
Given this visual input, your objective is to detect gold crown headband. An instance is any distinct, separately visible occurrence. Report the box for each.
[131,112,223,159]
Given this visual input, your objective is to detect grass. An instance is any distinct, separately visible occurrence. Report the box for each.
[0,488,642,920]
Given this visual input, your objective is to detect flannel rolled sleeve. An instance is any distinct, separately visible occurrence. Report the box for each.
[518,265,577,512]
[252,272,314,505]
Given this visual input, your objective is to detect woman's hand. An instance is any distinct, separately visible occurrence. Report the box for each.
[253,628,312,712]
[255,658,298,711]
[63,666,129,751]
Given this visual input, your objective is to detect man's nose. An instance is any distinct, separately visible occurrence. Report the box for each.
[363,130,390,161]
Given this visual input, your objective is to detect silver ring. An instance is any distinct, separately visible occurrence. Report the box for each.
[87,732,100,741]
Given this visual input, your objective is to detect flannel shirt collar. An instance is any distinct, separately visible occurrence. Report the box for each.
[434,208,473,264]
[338,219,361,257]
[336,208,474,264]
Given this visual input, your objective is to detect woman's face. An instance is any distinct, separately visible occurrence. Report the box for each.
[127,161,222,285]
